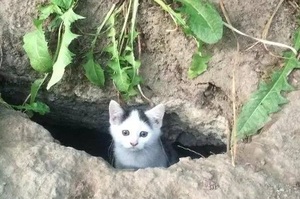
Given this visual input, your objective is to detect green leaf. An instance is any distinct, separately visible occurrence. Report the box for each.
[83,52,105,87]
[13,101,50,115]
[188,52,210,78]
[39,4,62,20]
[30,77,46,104]
[293,28,300,51]
[47,8,84,90]
[237,54,299,139]
[23,23,53,73]
[108,60,131,92]
[153,0,188,29]
[123,0,142,96]
[51,0,74,10]
[106,13,131,93]
[177,0,223,44]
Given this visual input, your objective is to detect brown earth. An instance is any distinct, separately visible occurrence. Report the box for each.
[0,0,300,198]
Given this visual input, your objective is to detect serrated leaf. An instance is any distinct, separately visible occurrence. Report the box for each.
[109,60,131,92]
[177,0,223,44]
[237,54,299,139]
[39,4,62,20]
[23,23,53,73]
[47,8,84,90]
[14,101,50,115]
[123,0,142,96]
[124,54,141,70]
[83,52,105,87]
[106,13,131,93]
[188,52,210,78]
[51,0,74,10]
[113,71,131,92]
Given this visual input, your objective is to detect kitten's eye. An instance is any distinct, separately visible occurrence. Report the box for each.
[139,131,148,137]
[122,130,130,136]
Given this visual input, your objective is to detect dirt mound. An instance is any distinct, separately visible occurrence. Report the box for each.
[0,0,300,198]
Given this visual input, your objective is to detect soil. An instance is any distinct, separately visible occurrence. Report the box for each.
[0,0,300,198]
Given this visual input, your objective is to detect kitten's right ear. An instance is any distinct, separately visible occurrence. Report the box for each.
[109,100,124,125]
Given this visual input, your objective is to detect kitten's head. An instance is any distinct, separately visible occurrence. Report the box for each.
[108,100,165,151]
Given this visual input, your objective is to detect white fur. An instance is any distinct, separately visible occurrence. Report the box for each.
[109,100,168,169]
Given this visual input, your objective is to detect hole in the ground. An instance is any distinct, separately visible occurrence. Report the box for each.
[32,113,226,166]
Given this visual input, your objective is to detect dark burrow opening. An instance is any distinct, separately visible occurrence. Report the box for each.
[32,115,227,166]
[0,81,227,165]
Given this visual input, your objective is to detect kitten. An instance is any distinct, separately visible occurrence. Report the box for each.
[108,100,176,169]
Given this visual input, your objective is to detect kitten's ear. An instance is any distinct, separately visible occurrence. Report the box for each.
[145,104,165,128]
[109,100,124,125]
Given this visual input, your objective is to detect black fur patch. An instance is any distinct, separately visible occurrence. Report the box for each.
[121,106,152,128]
[137,109,152,128]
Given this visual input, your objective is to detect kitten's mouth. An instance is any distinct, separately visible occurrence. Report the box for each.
[127,146,141,151]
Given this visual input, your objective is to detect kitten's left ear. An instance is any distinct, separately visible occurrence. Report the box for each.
[145,104,165,128]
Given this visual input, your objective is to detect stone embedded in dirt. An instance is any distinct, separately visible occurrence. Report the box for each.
[1,106,300,199]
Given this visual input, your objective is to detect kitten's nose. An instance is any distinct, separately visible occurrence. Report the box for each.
[130,141,138,146]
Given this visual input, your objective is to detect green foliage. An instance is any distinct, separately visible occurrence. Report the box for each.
[47,8,84,89]
[237,52,300,139]
[123,0,141,97]
[83,52,105,87]
[188,53,210,78]
[23,20,53,73]
[38,4,62,20]
[22,0,225,105]
[22,0,83,115]
[153,0,223,78]
[105,0,142,98]
[294,28,300,51]
[237,27,300,139]
[152,0,188,29]
[13,102,50,115]
[18,75,49,116]
[30,76,47,104]
[51,0,74,10]
[106,12,131,93]
[177,0,223,44]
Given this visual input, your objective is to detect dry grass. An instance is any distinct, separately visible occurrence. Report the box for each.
[220,0,239,166]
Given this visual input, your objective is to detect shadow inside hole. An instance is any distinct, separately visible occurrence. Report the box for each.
[33,120,226,166]
[174,142,226,159]
[40,123,113,163]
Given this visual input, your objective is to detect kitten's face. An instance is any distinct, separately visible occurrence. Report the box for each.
[109,100,165,151]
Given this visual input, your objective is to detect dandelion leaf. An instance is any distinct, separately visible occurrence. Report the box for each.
[83,52,105,87]
[188,52,210,78]
[23,20,53,73]
[237,54,299,138]
[47,8,84,90]
[177,0,223,44]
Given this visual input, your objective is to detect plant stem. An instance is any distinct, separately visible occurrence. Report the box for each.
[129,0,139,82]
[91,3,116,51]
[153,0,187,28]
[119,0,132,52]
[53,22,63,63]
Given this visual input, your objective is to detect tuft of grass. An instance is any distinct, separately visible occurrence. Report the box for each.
[104,0,142,99]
